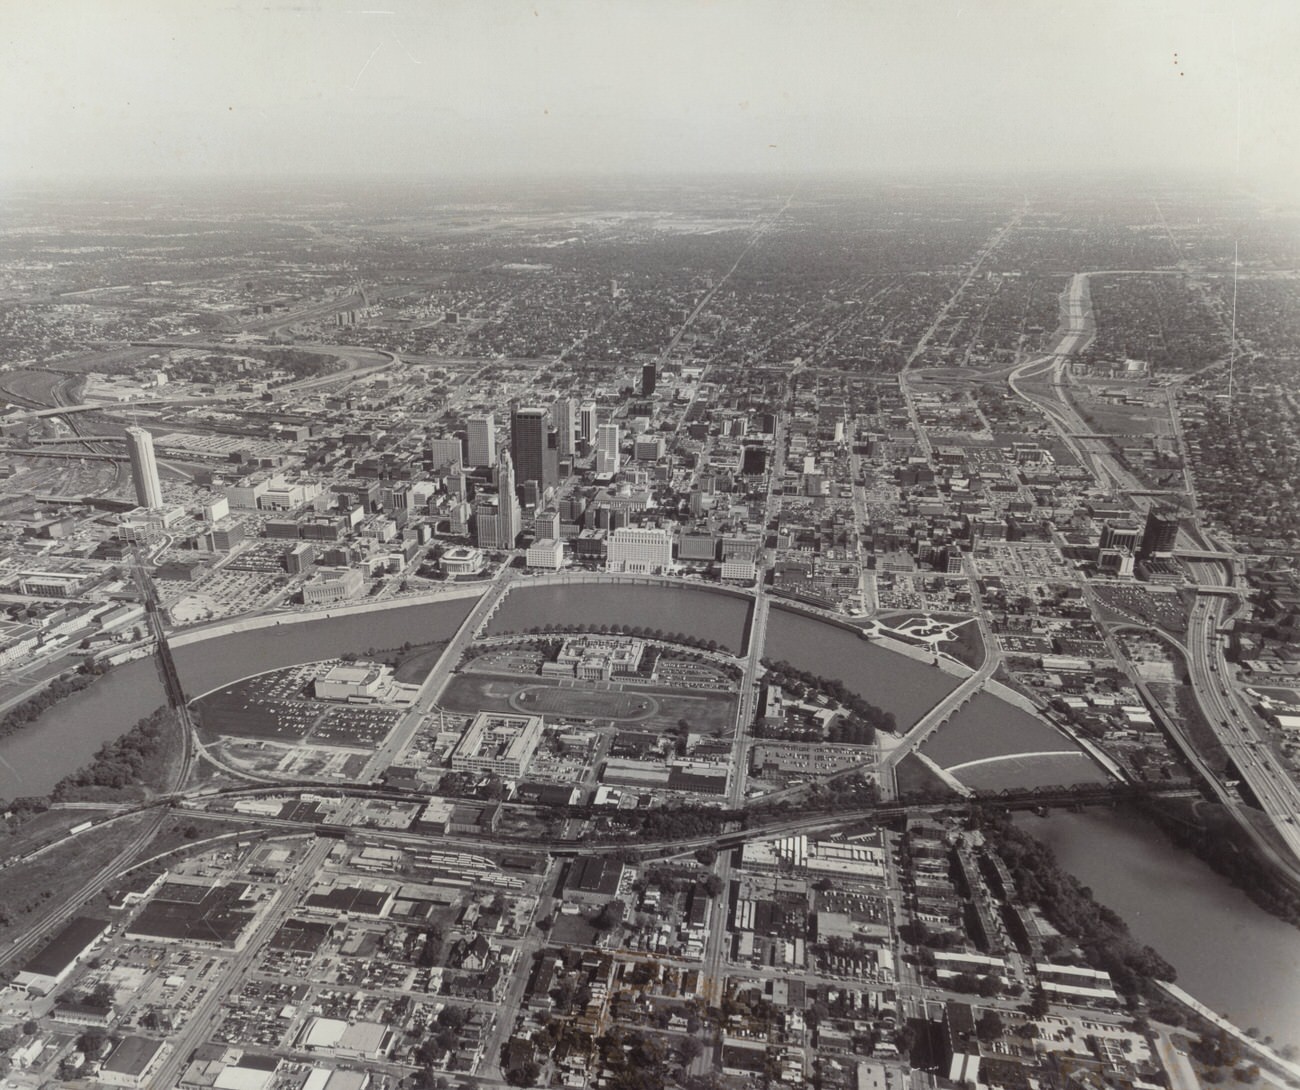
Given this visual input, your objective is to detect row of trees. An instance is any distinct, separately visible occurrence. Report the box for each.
[980,811,1177,998]
[0,670,100,743]
[506,621,731,656]
[1142,799,1300,927]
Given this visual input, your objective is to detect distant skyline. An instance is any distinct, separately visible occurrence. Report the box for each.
[3,1,1297,192]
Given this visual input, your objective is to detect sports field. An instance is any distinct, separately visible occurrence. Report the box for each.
[439,672,736,734]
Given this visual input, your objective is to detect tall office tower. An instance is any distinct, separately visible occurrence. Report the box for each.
[595,422,622,476]
[1099,520,1140,553]
[641,361,656,396]
[1139,510,1180,557]
[579,400,598,446]
[472,496,505,550]
[553,397,577,458]
[466,413,496,468]
[125,425,163,509]
[429,435,463,473]
[495,450,520,547]
[510,403,553,491]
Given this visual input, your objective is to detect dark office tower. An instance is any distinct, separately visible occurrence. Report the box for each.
[641,361,657,396]
[1139,510,1180,557]
[510,403,553,492]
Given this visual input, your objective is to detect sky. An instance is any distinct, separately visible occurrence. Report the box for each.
[1,0,1297,187]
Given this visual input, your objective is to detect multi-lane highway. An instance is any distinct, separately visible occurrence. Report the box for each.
[1007,271,1300,883]
[1186,595,1300,867]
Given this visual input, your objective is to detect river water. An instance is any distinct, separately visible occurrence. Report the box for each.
[170,597,475,700]
[764,606,960,728]
[6,584,1297,1042]
[0,597,476,800]
[1017,809,1300,1043]
[487,582,753,654]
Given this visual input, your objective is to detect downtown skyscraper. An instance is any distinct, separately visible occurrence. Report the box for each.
[579,400,598,447]
[553,397,576,459]
[125,425,163,509]
[466,413,496,468]
[510,402,555,493]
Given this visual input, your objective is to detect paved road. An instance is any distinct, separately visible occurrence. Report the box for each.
[900,204,1026,459]
[1153,1030,1199,1090]
[1006,269,1300,885]
[361,571,512,779]
[1007,272,1167,502]
[878,639,1001,798]
[147,838,334,1090]
[1185,595,1300,866]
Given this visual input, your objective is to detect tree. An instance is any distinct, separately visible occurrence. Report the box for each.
[85,982,115,1010]
[592,899,624,931]
[505,1061,540,1087]
[977,1010,1005,1042]
[679,1037,703,1064]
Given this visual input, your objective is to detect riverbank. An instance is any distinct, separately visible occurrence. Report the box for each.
[1016,808,1300,1043]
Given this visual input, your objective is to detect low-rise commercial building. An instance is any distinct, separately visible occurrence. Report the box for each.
[302,566,365,604]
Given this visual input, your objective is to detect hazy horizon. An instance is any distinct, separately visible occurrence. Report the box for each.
[3,0,1297,194]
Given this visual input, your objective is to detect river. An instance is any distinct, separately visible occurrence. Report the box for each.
[170,597,475,700]
[486,582,753,654]
[0,597,476,799]
[5,583,1299,1042]
[1018,808,1300,1044]
[764,606,960,728]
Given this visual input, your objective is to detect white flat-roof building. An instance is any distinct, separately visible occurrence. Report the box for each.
[606,526,673,574]
[314,662,386,701]
[450,711,544,777]
[526,538,564,571]
[99,1036,170,1088]
[441,545,486,576]
[302,567,365,604]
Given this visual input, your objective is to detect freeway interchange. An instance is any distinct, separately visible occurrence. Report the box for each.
[1005,271,1300,885]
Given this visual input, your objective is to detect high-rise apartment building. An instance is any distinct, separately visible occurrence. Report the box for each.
[429,435,463,473]
[125,425,163,509]
[466,413,496,468]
